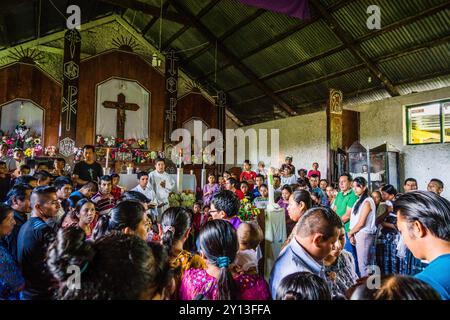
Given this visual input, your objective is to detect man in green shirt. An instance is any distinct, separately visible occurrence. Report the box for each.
[332,173,360,275]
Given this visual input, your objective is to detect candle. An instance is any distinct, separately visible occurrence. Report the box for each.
[177,167,184,193]
[201,168,207,189]
[105,148,110,168]
[267,167,275,205]
[178,148,183,168]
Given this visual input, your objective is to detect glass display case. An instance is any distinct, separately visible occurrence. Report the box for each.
[369,142,400,191]
[348,141,369,180]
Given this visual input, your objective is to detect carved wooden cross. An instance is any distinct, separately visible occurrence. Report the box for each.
[102,93,140,140]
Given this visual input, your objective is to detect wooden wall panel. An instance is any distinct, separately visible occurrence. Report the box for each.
[176,92,218,185]
[176,92,217,129]
[78,50,165,150]
[342,110,359,150]
[0,63,61,147]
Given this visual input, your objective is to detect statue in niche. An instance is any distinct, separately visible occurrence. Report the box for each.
[13,119,30,149]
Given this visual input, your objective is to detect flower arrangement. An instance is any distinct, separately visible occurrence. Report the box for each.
[168,191,196,208]
[238,198,260,222]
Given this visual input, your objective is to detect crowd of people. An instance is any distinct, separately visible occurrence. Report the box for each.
[0,146,449,300]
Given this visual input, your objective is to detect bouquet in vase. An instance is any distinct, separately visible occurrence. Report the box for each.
[238,198,260,222]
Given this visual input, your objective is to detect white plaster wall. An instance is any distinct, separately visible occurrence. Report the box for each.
[346,87,450,199]
[227,111,328,177]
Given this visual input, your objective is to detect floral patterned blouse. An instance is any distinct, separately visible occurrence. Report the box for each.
[170,250,205,299]
[179,268,271,300]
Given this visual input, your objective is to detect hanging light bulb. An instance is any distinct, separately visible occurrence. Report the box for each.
[152,53,157,67]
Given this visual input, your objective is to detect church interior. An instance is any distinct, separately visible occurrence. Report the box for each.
[0,0,449,303]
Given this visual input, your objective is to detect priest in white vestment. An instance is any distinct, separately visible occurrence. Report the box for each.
[148,159,174,220]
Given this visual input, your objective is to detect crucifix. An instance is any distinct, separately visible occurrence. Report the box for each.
[102,93,140,140]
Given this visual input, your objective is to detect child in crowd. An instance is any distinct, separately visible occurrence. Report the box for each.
[202,173,219,206]
[191,202,206,239]
[252,175,265,198]
[240,160,257,191]
[203,205,211,222]
[253,184,269,209]
[256,161,268,180]
[240,181,254,202]
[110,173,125,201]
[281,167,297,186]
[233,221,263,275]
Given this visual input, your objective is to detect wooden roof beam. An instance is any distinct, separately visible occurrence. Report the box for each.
[141,1,171,36]
[227,32,450,94]
[169,0,297,116]
[196,0,354,82]
[97,0,191,26]
[161,0,221,51]
[180,9,265,68]
[310,0,400,97]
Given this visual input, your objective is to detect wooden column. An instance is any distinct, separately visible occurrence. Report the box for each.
[164,49,179,146]
[215,90,226,176]
[59,29,81,157]
[326,89,343,184]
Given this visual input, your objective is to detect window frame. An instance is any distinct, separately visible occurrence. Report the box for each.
[405,99,449,146]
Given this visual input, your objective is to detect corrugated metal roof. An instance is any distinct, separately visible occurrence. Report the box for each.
[332,0,447,39]
[123,9,152,32]
[200,0,259,38]
[145,19,184,48]
[343,89,391,106]
[242,19,342,77]
[170,28,209,52]
[229,85,265,102]
[397,74,450,95]
[2,0,449,126]
[360,10,450,58]
[379,43,450,82]
[213,66,249,90]
[223,10,300,58]
[262,49,358,91]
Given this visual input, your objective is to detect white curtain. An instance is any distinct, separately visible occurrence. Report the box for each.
[1,100,44,136]
[96,78,150,139]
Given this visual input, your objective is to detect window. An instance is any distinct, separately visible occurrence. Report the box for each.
[406,100,450,145]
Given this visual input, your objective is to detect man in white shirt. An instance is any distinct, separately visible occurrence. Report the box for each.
[148,158,174,220]
[132,171,158,220]
[132,171,156,201]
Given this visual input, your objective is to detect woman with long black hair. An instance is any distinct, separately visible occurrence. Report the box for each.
[179,219,270,300]
[159,207,205,299]
[91,200,150,241]
[348,177,377,277]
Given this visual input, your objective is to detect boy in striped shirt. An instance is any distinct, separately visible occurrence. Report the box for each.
[91,175,116,217]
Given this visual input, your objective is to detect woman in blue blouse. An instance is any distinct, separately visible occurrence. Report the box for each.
[0,203,25,300]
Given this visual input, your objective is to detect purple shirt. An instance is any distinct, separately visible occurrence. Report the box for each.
[202,183,219,206]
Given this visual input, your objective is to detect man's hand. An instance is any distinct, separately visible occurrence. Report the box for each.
[349,234,356,246]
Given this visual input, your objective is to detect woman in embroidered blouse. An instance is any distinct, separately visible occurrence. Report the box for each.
[282,190,312,250]
[277,185,293,235]
[159,207,205,299]
[0,203,25,300]
[324,227,358,298]
[179,219,270,300]
[202,174,220,206]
